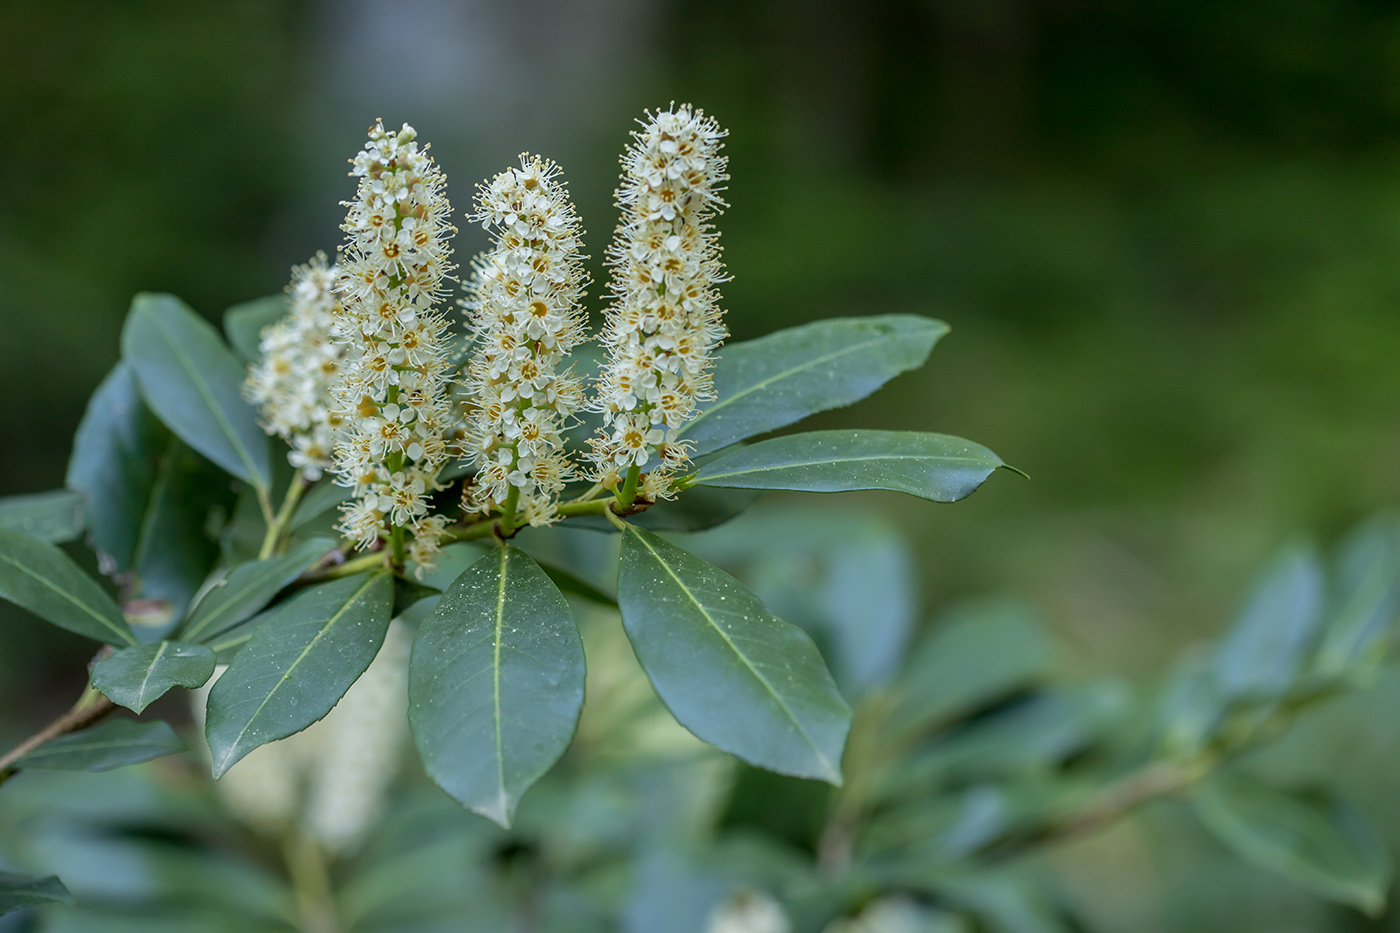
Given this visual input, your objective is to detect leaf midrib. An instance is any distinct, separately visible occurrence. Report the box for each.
[492,547,508,819]
[147,309,265,489]
[628,529,838,782]
[0,546,133,645]
[699,451,998,483]
[213,572,382,773]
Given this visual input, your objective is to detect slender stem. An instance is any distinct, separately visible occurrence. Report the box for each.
[255,483,276,527]
[555,498,611,518]
[602,503,629,532]
[0,694,117,784]
[260,475,308,560]
[283,833,339,933]
[499,485,521,536]
[389,524,405,570]
[313,551,389,581]
[616,465,642,509]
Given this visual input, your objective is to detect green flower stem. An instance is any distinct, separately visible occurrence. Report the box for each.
[500,485,521,536]
[283,833,339,933]
[617,464,642,508]
[258,475,308,561]
[0,689,117,786]
[315,550,389,580]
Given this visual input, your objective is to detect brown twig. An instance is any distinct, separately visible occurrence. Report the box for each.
[0,695,117,784]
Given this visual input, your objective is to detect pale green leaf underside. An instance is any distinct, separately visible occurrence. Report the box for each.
[0,490,83,544]
[409,546,585,827]
[694,429,1005,502]
[0,871,75,916]
[14,719,187,771]
[617,526,850,783]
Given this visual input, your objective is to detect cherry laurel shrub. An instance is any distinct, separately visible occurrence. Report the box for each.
[0,108,1398,932]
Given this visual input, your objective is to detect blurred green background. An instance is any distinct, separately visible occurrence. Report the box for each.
[3,1,1400,929]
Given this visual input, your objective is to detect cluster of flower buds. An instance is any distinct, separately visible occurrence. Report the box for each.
[192,622,411,856]
[328,121,457,568]
[244,254,344,481]
[588,104,729,498]
[460,155,588,526]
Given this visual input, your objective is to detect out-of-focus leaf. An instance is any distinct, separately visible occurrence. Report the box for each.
[617,525,851,783]
[538,559,618,607]
[1215,543,1324,701]
[1195,774,1391,915]
[1158,653,1228,756]
[0,528,134,645]
[180,537,332,643]
[205,571,393,776]
[681,315,948,456]
[925,872,1069,933]
[826,897,970,933]
[1315,516,1400,679]
[91,641,216,713]
[695,430,1006,503]
[409,546,585,827]
[121,293,271,491]
[0,871,74,916]
[15,719,187,771]
[290,480,354,531]
[223,294,289,364]
[886,601,1053,741]
[0,490,83,543]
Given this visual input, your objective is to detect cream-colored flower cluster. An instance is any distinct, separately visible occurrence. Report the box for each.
[461,155,588,526]
[588,105,729,496]
[192,622,411,857]
[328,120,457,566]
[244,254,344,481]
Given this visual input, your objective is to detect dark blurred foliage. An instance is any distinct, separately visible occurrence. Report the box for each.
[3,1,1400,928]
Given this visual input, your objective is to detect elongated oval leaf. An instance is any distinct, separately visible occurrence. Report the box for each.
[180,537,333,644]
[14,719,187,771]
[1316,517,1400,678]
[121,293,271,490]
[290,481,354,531]
[0,489,83,543]
[205,571,393,776]
[682,315,948,455]
[1214,543,1324,701]
[695,430,1005,503]
[617,526,850,783]
[1195,775,1392,915]
[0,528,134,645]
[224,294,289,364]
[0,872,74,916]
[409,546,585,827]
[92,641,217,713]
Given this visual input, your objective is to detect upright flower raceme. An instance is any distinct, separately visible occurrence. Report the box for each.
[461,155,588,526]
[244,253,344,481]
[588,104,729,498]
[328,121,457,568]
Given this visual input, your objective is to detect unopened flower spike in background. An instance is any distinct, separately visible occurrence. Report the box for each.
[461,153,588,528]
[588,103,730,500]
[244,253,344,482]
[327,120,458,571]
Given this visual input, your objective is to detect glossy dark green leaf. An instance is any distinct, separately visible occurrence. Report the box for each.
[0,490,83,544]
[1315,516,1400,678]
[223,294,289,364]
[180,537,332,643]
[205,571,393,776]
[121,293,271,490]
[695,430,1006,503]
[408,546,585,826]
[1195,775,1391,915]
[0,528,134,645]
[682,315,948,455]
[0,871,74,916]
[885,600,1053,741]
[290,480,354,531]
[91,641,217,713]
[14,719,187,771]
[617,525,851,783]
[1215,543,1324,701]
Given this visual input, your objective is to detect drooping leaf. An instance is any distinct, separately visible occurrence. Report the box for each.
[1315,516,1400,679]
[1214,543,1324,701]
[179,537,332,643]
[0,489,84,543]
[14,719,187,771]
[1195,774,1392,915]
[91,641,217,713]
[223,294,289,364]
[681,315,948,455]
[408,546,586,826]
[0,871,74,916]
[290,481,354,531]
[0,528,134,645]
[121,293,271,491]
[1158,654,1228,756]
[617,525,851,783]
[205,572,393,776]
[695,430,1006,503]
